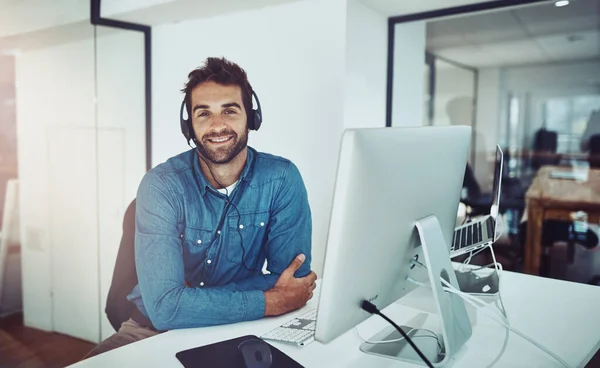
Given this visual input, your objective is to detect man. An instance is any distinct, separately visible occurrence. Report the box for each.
[85,57,316,357]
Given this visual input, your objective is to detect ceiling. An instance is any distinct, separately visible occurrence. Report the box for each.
[0,0,299,52]
[106,0,299,26]
[358,0,487,17]
[426,0,600,68]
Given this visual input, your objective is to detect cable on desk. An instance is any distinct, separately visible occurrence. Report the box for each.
[360,300,434,368]
[440,278,571,368]
[410,247,571,368]
[353,326,444,352]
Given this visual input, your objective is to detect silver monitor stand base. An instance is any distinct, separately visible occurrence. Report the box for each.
[360,215,473,366]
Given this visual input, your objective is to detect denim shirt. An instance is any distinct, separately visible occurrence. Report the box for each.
[127,147,312,331]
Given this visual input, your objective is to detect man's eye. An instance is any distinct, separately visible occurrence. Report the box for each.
[198,111,209,117]
[225,109,236,114]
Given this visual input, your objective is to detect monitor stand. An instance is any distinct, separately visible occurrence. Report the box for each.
[359,215,473,366]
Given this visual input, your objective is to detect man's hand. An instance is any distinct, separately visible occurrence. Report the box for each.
[264,254,317,317]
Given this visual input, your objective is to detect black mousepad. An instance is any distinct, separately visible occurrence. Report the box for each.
[175,335,305,368]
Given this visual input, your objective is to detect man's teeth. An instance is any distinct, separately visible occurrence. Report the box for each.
[210,137,230,142]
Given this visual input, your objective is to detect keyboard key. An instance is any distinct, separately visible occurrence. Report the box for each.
[467,225,472,245]
[453,230,460,249]
[261,308,318,346]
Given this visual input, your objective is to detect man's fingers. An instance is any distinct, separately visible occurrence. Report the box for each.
[304,271,317,285]
[283,254,306,275]
[309,282,317,292]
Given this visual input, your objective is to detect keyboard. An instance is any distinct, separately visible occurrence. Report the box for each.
[453,217,494,251]
[260,308,317,346]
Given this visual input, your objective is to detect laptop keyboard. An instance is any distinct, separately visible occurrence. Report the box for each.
[453,218,495,251]
[453,222,483,250]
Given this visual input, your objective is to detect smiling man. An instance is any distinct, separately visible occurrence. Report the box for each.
[85,57,316,357]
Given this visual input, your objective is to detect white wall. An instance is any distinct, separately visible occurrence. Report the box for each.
[343,0,387,130]
[151,0,348,275]
[16,30,145,342]
[392,21,426,127]
[16,38,96,336]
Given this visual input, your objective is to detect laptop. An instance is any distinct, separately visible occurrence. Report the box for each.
[450,145,503,258]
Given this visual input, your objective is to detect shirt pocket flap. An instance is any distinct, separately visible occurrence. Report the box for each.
[225,210,270,264]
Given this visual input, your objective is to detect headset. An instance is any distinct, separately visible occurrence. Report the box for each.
[179,88,263,146]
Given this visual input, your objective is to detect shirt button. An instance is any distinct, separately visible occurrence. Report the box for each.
[200,282,204,287]
[180,234,183,238]
[260,222,265,227]
[207,259,212,264]
[197,239,202,244]
[239,224,244,229]
[217,230,221,235]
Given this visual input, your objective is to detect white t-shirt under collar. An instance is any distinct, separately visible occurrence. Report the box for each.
[217,180,238,196]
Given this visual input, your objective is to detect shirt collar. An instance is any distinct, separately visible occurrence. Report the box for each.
[192,146,255,196]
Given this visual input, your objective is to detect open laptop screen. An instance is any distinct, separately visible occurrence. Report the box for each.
[490,145,504,220]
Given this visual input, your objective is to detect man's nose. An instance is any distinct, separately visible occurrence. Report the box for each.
[209,115,227,131]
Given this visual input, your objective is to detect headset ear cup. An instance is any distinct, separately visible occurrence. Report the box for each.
[253,109,262,131]
[180,99,190,143]
[250,89,262,131]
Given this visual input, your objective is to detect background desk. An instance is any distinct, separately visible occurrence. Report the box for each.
[70,270,600,368]
[525,166,600,275]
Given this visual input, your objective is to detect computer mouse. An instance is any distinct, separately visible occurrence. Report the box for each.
[238,338,273,368]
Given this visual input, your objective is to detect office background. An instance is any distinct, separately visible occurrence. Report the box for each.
[0,0,598,363]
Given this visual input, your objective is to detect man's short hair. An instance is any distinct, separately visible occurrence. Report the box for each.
[182,57,253,120]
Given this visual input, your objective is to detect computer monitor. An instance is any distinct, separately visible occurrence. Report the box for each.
[314,126,472,365]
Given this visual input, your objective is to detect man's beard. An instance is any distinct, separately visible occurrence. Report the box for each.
[195,129,248,165]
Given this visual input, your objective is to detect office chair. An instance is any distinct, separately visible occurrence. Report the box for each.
[461,164,488,217]
[531,128,559,170]
[105,199,138,331]
[461,161,526,219]
[588,134,600,169]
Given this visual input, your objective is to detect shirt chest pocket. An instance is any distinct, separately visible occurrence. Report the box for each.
[225,211,270,265]
[181,226,213,270]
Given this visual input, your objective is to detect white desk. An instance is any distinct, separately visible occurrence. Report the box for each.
[70,271,600,368]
